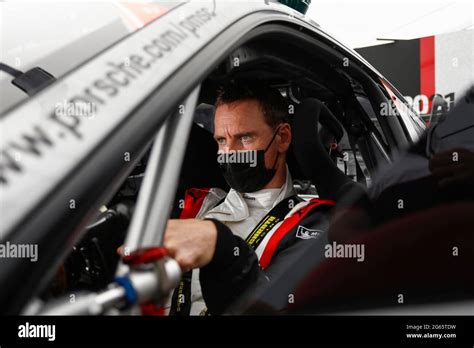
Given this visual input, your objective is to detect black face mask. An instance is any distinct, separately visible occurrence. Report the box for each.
[218,127,280,193]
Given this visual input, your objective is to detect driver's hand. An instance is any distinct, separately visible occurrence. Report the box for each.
[429,148,474,189]
[164,219,217,272]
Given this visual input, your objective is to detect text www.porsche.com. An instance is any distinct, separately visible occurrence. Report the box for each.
[62,7,216,116]
[0,7,215,187]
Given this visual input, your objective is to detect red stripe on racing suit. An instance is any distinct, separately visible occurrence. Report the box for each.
[259,198,335,269]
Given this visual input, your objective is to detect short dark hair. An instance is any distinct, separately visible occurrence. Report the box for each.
[215,81,289,128]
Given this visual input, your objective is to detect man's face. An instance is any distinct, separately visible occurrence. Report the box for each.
[214,99,273,150]
[214,99,289,170]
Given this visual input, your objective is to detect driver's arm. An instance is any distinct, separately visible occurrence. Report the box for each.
[199,217,330,315]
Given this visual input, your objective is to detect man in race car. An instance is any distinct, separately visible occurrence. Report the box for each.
[164,82,334,315]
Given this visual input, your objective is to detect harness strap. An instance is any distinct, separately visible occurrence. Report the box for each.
[259,198,335,269]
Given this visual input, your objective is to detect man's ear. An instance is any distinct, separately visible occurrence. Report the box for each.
[277,123,292,153]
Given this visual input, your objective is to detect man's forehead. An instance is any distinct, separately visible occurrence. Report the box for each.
[213,118,265,136]
[216,103,257,119]
[214,101,266,128]
[213,125,256,137]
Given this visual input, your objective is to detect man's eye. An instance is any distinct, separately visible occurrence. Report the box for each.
[240,135,251,142]
[216,138,225,145]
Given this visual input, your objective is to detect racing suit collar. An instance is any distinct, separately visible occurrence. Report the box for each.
[205,165,295,222]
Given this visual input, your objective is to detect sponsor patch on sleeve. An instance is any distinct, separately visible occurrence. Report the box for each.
[295,225,323,240]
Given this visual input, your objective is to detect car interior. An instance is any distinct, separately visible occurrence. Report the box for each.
[37,30,398,306]
[41,25,473,317]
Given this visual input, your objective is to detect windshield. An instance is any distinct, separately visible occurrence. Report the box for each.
[0,1,182,114]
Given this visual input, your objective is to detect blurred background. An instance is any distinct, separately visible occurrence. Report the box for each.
[306,0,473,123]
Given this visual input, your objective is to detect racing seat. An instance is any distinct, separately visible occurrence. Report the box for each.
[289,98,365,201]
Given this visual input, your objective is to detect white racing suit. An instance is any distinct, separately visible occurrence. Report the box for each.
[167,166,335,315]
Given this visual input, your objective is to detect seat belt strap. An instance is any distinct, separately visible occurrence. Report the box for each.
[244,195,303,250]
[259,198,335,269]
[345,98,367,187]
[348,134,367,187]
